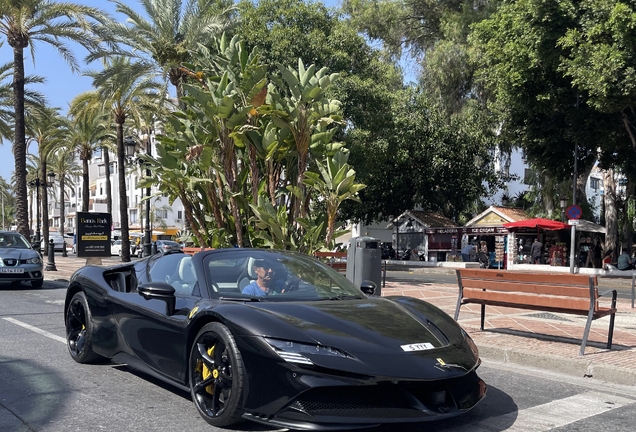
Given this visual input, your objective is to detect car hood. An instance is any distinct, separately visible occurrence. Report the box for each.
[224,297,477,378]
[0,247,39,260]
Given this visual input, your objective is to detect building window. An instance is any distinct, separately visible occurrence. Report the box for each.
[177,210,182,220]
[130,209,138,224]
[590,177,600,191]
[157,209,168,219]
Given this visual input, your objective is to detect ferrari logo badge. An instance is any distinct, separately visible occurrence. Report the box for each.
[212,369,219,379]
[188,306,199,319]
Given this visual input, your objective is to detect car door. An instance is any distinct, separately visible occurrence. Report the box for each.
[110,254,203,383]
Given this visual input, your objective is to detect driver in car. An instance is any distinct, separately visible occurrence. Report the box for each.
[242,259,290,296]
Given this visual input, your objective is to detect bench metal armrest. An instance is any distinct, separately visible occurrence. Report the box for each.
[598,289,617,299]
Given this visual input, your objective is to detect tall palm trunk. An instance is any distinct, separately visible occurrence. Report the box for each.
[11,45,28,238]
[104,146,112,215]
[60,174,67,257]
[82,158,90,211]
[116,122,131,262]
[41,163,50,255]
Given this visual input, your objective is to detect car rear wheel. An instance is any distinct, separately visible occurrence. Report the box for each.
[65,291,103,363]
[189,323,245,427]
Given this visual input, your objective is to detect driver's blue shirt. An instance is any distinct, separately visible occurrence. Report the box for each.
[242,280,285,296]
[242,281,268,296]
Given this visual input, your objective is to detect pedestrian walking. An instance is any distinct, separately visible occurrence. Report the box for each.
[530,238,543,264]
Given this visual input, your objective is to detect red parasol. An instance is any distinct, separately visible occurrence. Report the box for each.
[503,218,570,231]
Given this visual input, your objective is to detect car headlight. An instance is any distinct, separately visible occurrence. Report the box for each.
[25,257,42,264]
[264,337,353,365]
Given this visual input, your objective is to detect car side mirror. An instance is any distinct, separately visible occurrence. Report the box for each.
[360,280,376,296]
[139,282,176,315]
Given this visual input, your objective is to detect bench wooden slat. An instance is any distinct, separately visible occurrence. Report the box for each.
[462,288,600,313]
[459,279,595,298]
[458,268,597,285]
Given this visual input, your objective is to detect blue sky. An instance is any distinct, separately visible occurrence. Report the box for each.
[0,0,344,183]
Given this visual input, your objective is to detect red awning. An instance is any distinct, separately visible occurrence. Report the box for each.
[502,218,570,231]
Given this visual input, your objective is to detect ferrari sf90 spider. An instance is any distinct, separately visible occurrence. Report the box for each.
[64,248,485,430]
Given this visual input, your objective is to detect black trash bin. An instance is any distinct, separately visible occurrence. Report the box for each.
[346,236,382,296]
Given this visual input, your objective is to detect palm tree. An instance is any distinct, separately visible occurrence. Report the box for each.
[67,93,115,213]
[48,146,81,257]
[25,106,65,254]
[88,56,163,262]
[0,175,15,230]
[68,91,117,216]
[0,0,110,238]
[0,61,46,140]
[103,0,234,105]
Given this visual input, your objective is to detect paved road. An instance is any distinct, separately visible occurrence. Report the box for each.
[1,281,636,432]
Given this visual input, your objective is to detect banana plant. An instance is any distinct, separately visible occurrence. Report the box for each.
[268,59,342,220]
[303,150,366,245]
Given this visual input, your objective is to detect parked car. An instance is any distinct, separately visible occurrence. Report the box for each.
[64,249,485,429]
[155,239,182,253]
[0,230,43,288]
[45,234,66,252]
[111,240,143,258]
[111,240,123,256]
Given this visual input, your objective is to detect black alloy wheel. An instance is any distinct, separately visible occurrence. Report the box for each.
[65,291,102,363]
[189,322,245,427]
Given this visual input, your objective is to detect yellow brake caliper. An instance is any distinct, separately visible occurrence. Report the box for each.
[200,345,217,395]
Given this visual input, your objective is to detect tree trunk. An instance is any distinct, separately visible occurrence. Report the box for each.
[116,123,131,262]
[60,175,67,256]
[41,163,50,255]
[82,158,90,212]
[12,46,28,239]
[603,169,618,261]
[104,145,112,215]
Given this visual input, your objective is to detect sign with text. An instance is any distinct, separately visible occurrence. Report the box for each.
[76,212,112,258]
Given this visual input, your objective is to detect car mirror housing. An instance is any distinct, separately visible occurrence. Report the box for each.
[360,280,376,296]
[139,282,176,315]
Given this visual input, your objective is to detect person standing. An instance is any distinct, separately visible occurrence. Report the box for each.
[461,243,474,262]
[617,245,634,270]
[530,238,543,264]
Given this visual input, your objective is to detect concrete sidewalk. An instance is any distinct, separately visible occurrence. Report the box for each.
[45,255,636,386]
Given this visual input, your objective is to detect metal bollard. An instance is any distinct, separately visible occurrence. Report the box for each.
[45,239,57,271]
[151,241,157,255]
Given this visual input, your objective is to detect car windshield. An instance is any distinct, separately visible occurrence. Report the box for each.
[204,250,364,301]
[0,233,31,249]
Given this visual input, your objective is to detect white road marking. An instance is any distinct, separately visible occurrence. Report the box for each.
[2,317,66,344]
[456,391,635,431]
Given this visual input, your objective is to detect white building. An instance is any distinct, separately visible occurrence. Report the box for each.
[44,135,185,240]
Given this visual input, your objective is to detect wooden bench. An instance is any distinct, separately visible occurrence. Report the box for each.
[182,246,214,256]
[314,251,347,272]
[454,269,617,355]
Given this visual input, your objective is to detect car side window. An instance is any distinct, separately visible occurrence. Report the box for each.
[148,254,200,297]
[148,254,181,284]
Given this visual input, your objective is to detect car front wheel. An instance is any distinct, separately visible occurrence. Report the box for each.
[31,278,43,288]
[189,322,245,427]
[65,291,103,363]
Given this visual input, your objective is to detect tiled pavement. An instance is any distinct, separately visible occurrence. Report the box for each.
[44,255,636,386]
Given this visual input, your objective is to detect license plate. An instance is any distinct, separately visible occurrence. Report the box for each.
[401,342,434,352]
[0,268,24,274]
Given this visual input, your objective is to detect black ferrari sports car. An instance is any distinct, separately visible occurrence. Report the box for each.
[64,248,486,430]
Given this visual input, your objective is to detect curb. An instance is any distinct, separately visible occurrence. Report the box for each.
[478,344,636,387]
